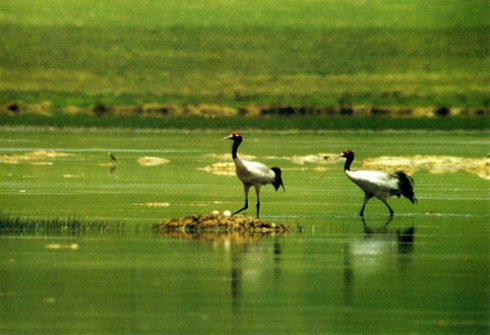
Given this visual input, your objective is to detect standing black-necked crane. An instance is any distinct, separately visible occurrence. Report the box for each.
[224,131,284,218]
[339,149,416,216]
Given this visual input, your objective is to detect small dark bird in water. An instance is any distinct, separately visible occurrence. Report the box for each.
[224,131,285,218]
[339,149,416,216]
[108,152,117,163]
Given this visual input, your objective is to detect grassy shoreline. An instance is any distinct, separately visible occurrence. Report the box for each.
[1,1,488,129]
[1,101,488,130]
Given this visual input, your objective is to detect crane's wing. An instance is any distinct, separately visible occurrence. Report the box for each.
[235,159,275,184]
[346,170,398,193]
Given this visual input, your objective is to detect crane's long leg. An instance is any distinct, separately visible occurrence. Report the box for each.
[254,185,261,218]
[380,198,395,216]
[233,184,250,215]
[359,193,372,217]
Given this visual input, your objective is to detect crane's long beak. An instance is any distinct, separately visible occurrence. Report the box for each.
[223,134,233,141]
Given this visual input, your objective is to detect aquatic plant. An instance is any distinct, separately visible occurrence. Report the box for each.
[0,214,127,235]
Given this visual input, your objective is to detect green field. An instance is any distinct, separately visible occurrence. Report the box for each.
[0,0,489,109]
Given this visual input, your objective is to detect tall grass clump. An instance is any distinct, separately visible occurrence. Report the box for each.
[0,213,127,235]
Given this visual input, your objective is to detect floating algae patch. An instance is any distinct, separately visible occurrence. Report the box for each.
[199,154,336,176]
[199,162,235,176]
[205,153,256,161]
[362,155,490,180]
[133,202,172,208]
[155,214,290,234]
[46,243,79,250]
[200,153,256,176]
[30,161,54,166]
[137,156,170,166]
[198,154,489,178]
[0,151,74,165]
[265,153,340,165]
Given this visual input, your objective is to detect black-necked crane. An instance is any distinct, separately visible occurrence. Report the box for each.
[108,152,117,163]
[224,131,284,218]
[339,149,416,216]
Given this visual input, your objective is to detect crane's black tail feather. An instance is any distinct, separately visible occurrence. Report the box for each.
[271,167,285,191]
[394,171,416,204]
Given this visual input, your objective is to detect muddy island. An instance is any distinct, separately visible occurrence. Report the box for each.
[155,214,290,234]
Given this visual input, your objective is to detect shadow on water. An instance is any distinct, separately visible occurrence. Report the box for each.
[342,217,416,305]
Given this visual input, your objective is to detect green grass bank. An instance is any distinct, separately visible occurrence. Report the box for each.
[0,0,488,116]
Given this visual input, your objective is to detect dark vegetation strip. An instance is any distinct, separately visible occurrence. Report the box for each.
[0,112,487,130]
[0,214,127,235]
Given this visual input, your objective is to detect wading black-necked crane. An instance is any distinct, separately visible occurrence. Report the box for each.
[224,131,284,218]
[108,152,117,163]
[339,149,416,216]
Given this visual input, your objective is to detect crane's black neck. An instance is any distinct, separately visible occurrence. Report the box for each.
[231,138,242,160]
[344,153,354,171]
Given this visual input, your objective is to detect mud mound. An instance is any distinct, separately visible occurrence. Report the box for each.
[155,214,290,233]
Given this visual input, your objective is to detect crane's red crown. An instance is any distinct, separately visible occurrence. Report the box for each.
[340,149,354,158]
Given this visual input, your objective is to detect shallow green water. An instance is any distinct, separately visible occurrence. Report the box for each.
[0,128,488,334]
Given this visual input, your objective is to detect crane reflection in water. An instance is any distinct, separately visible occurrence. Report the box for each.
[342,217,416,305]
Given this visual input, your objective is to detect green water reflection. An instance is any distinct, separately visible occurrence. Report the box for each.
[0,128,488,334]
[1,215,488,334]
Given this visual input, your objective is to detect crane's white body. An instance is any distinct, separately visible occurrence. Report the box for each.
[345,170,399,200]
[234,159,276,187]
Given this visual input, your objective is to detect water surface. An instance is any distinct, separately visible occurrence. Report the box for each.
[0,128,488,334]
